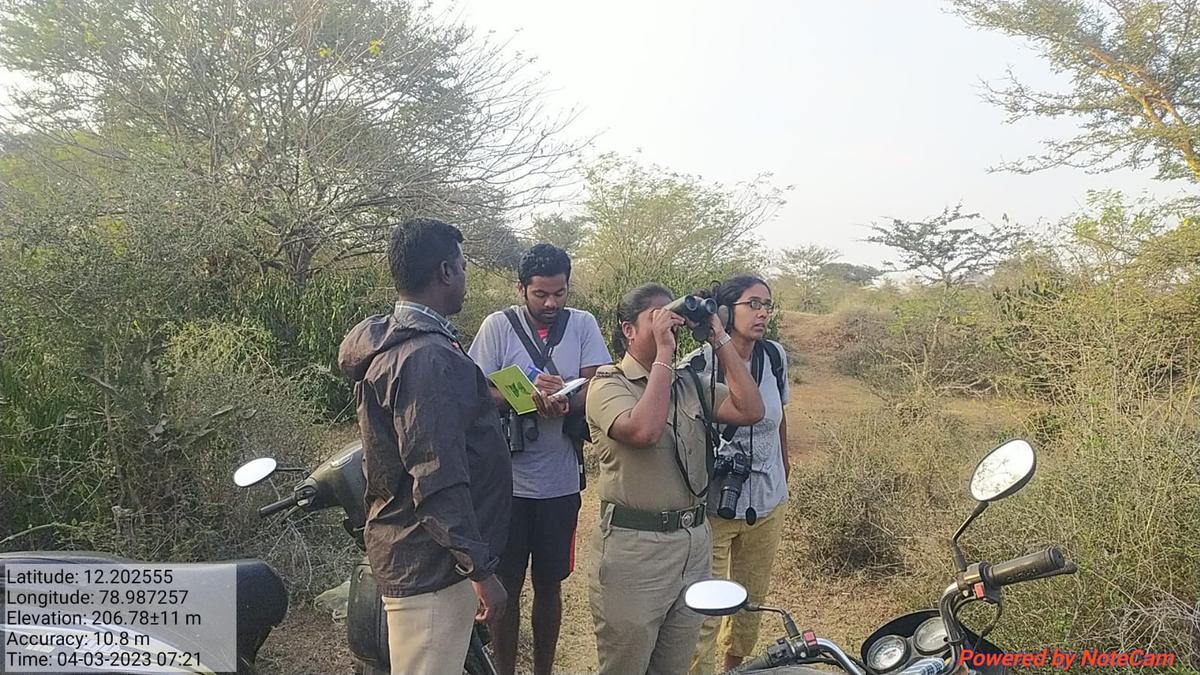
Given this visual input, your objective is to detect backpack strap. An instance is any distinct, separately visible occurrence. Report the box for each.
[762,340,787,401]
[714,342,767,442]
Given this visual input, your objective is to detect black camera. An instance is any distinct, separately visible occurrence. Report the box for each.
[502,410,539,453]
[666,295,718,341]
[712,448,751,520]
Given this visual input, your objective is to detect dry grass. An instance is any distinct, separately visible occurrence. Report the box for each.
[258,604,353,674]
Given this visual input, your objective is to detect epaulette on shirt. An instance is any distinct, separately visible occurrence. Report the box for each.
[593,364,623,379]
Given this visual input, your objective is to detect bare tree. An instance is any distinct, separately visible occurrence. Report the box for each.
[867,204,1024,289]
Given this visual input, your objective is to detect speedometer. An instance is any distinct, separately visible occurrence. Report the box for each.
[914,617,949,654]
[866,634,909,672]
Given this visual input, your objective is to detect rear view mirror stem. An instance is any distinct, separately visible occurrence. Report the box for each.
[747,604,801,639]
[950,501,989,572]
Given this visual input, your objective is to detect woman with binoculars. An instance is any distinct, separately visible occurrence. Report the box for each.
[585,282,764,675]
[688,274,792,675]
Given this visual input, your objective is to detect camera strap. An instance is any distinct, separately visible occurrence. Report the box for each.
[682,365,717,496]
[503,306,571,376]
[503,306,589,489]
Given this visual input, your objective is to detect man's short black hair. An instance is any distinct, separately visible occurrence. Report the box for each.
[518,243,572,286]
[388,217,464,293]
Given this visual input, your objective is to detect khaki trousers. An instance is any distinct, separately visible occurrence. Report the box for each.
[689,506,787,675]
[382,579,477,675]
[590,512,713,675]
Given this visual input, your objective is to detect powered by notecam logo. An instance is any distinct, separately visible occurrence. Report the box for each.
[957,648,1177,671]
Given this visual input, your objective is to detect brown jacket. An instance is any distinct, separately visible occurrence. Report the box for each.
[338,302,511,597]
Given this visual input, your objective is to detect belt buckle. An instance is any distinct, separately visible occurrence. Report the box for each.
[679,509,695,528]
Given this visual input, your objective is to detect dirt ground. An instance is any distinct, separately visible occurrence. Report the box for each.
[259,312,946,674]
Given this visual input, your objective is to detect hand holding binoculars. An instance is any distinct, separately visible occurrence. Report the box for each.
[665,295,730,342]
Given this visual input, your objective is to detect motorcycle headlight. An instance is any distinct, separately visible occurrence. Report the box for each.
[866,634,909,672]
[913,617,949,655]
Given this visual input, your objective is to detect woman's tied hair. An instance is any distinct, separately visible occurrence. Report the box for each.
[702,274,770,309]
[612,283,674,358]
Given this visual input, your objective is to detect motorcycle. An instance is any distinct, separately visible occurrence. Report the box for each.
[685,438,1078,674]
[233,441,497,675]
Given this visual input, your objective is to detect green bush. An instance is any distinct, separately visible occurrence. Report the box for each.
[958,401,1200,666]
[2,315,353,593]
[226,269,391,421]
[160,329,355,593]
[784,407,993,579]
[0,345,108,542]
[878,212,1200,668]
[784,429,908,577]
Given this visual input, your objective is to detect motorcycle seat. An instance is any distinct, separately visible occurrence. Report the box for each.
[231,558,289,632]
[0,550,136,566]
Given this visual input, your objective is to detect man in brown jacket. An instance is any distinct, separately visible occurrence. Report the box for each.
[338,217,510,675]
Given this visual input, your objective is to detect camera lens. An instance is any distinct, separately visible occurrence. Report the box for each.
[717,482,740,519]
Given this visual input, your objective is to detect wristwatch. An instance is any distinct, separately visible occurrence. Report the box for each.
[712,333,733,351]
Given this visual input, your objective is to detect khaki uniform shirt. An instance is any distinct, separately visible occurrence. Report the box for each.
[586,353,730,512]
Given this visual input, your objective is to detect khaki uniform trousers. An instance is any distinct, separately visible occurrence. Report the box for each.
[689,506,787,675]
[382,578,477,675]
[590,515,713,675]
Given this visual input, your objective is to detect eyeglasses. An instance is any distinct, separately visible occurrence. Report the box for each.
[733,299,774,312]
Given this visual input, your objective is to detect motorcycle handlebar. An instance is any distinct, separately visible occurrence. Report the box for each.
[984,547,1074,587]
[730,652,778,673]
[728,637,866,675]
[257,494,299,518]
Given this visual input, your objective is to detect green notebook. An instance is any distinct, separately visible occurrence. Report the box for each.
[487,365,538,415]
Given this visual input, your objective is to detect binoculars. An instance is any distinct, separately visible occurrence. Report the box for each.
[502,409,539,453]
[665,295,720,341]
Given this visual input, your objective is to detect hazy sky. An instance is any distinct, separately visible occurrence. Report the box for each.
[446,0,1192,267]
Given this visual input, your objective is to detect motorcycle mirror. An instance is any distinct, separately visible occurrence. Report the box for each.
[684,579,749,617]
[952,439,1038,572]
[969,439,1036,503]
[233,457,278,488]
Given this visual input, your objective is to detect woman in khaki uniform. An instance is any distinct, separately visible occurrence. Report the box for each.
[586,283,765,675]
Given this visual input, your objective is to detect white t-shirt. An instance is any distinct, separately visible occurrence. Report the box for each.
[685,340,790,519]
